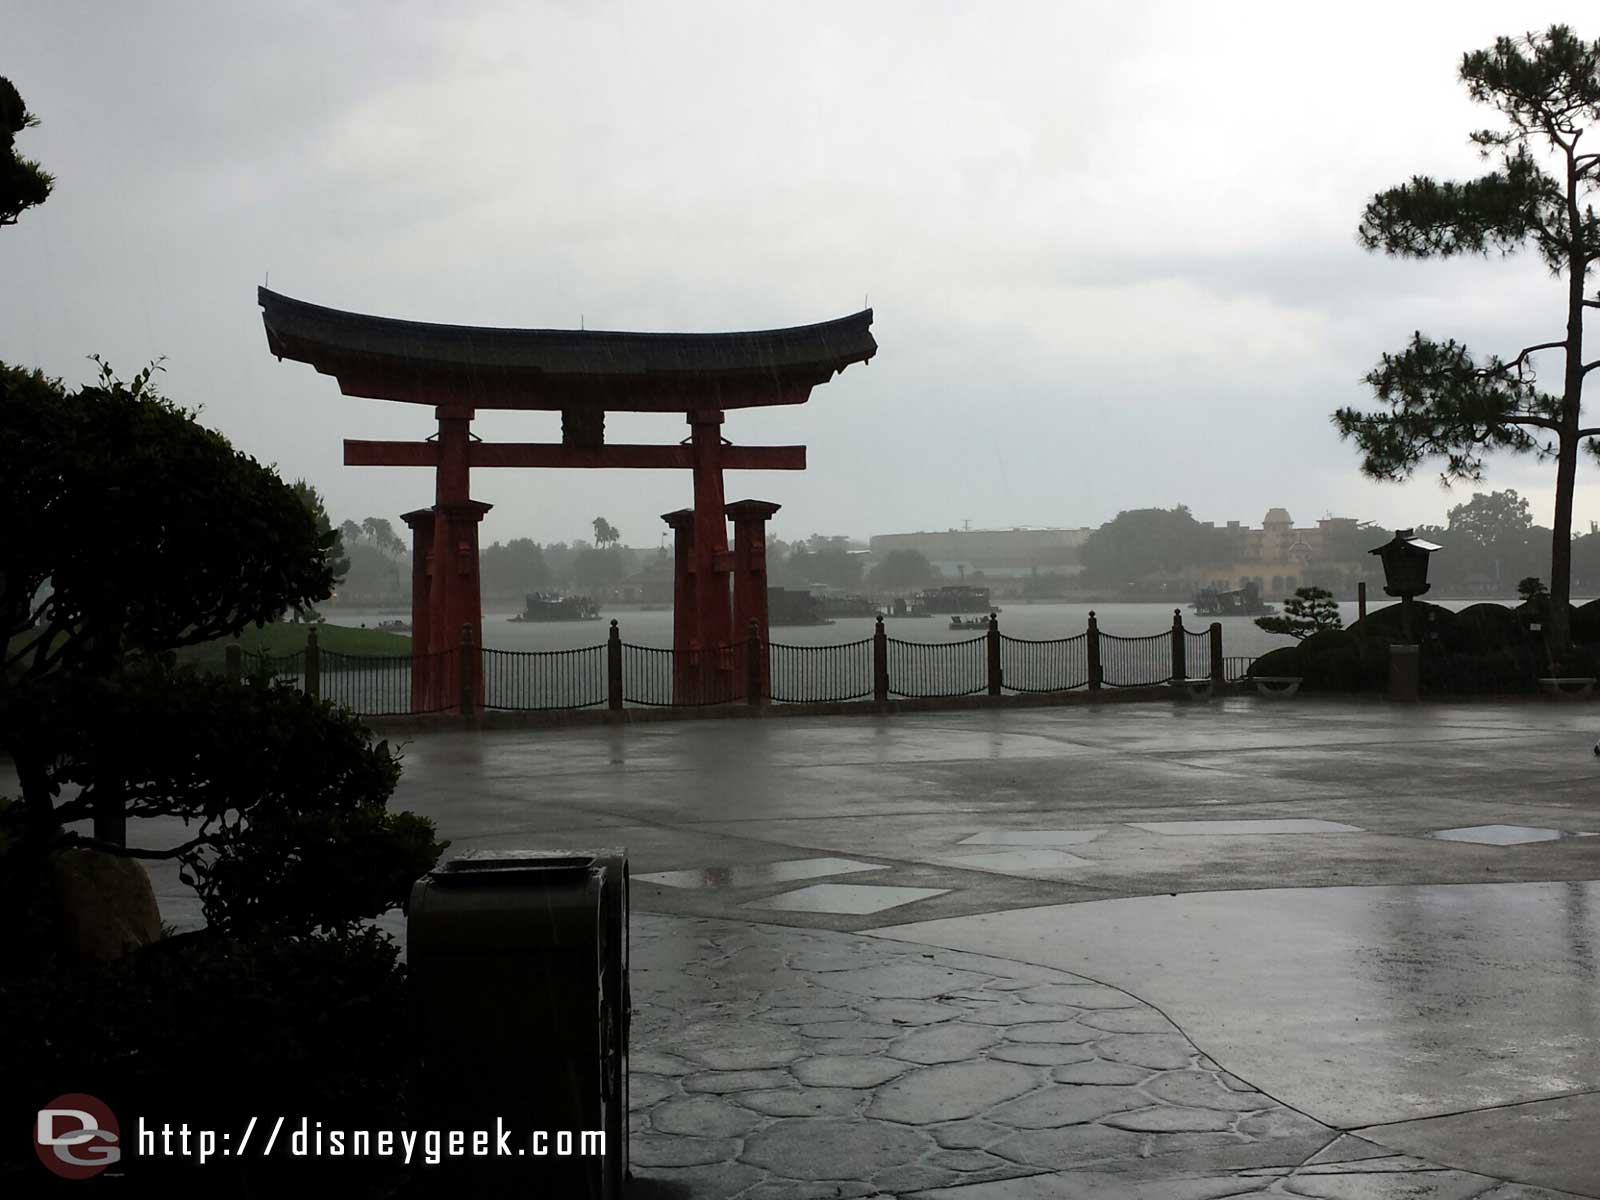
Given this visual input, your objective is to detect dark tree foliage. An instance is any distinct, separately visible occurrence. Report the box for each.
[1447,488,1533,547]
[1,360,336,685]
[573,543,625,593]
[290,479,349,597]
[592,515,621,547]
[869,548,938,591]
[0,361,438,960]
[1078,506,1229,587]
[1335,25,1600,647]
[3,661,443,938]
[0,77,53,227]
[780,544,864,591]
[480,536,551,599]
[0,926,412,1196]
[1255,587,1344,640]
[361,514,406,557]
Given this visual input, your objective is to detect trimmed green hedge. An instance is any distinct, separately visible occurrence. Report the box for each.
[1248,600,1600,694]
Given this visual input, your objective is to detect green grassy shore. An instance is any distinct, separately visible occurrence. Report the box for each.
[176,622,413,672]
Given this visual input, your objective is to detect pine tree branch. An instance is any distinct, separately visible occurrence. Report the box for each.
[54,831,209,860]
[1507,339,1568,370]
[1509,414,1561,430]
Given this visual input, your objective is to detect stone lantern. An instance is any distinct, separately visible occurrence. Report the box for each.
[1370,529,1440,701]
[1370,529,1441,604]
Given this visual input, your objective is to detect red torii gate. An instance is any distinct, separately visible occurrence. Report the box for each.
[258,288,876,710]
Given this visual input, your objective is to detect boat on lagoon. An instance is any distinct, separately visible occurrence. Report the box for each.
[511,592,601,622]
[1192,583,1277,617]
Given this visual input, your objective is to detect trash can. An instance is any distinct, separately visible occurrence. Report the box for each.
[409,848,629,1198]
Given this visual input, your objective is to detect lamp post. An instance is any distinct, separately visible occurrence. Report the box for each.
[1370,529,1441,702]
[1369,529,1440,643]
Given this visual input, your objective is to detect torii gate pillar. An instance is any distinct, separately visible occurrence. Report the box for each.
[688,409,735,700]
[401,507,436,712]
[727,499,781,700]
[661,508,698,704]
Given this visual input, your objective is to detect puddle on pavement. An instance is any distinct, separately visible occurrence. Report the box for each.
[1429,825,1565,846]
[959,830,1104,847]
[635,857,885,889]
[745,883,949,915]
[949,848,1093,872]
[1131,819,1365,835]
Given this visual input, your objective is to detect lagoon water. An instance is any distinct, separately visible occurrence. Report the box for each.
[331,599,1526,661]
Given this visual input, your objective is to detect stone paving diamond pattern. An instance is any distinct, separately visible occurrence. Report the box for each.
[746,884,950,915]
[1428,824,1567,846]
[629,914,1515,1198]
[636,856,888,889]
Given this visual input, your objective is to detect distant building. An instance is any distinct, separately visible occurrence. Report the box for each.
[1195,510,1377,596]
[870,512,1380,600]
[868,527,1093,580]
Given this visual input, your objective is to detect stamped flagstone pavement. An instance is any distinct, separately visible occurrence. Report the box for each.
[628,914,1533,1199]
[27,694,1600,1194]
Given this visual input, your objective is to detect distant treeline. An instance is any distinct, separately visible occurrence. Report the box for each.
[1072,491,1600,601]
[325,522,921,606]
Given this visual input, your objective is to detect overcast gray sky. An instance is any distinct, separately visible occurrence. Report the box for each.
[4,2,1596,548]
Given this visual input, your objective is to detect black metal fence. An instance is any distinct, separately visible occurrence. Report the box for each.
[242,649,304,682]
[482,645,607,711]
[887,636,987,698]
[1098,632,1172,687]
[622,641,745,707]
[769,639,874,703]
[224,609,1233,718]
[999,633,1090,693]
[1223,655,1258,682]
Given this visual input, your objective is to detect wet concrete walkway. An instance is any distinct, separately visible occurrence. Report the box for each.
[24,694,1600,1195]
[629,914,1576,1198]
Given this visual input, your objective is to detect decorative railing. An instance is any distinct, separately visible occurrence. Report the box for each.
[768,640,874,704]
[887,635,987,698]
[321,649,456,716]
[622,641,745,707]
[241,649,304,682]
[1098,631,1172,687]
[482,645,607,711]
[999,633,1089,693]
[1222,655,1258,682]
[221,609,1240,718]
[1183,628,1213,681]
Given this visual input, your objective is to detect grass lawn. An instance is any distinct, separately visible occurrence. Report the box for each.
[175,621,412,672]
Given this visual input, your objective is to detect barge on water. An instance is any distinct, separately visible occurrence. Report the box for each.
[511,592,601,622]
[1191,582,1276,617]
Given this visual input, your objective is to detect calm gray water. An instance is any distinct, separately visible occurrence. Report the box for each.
[331,599,1533,661]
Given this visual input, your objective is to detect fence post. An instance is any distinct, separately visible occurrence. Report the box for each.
[746,619,763,708]
[305,625,320,702]
[607,620,623,712]
[1209,622,1224,686]
[458,623,476,718]
[225,640,242,680]
[873,615,889,703]
[1170,608,1186,684]
[986,611,1002,696]
[1087,610,1102,691]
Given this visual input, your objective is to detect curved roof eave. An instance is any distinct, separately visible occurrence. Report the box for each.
[259,287,877,380]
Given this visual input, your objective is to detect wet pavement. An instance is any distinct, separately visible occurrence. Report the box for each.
[13,695,1600,1194]
[629,915,1593,1199]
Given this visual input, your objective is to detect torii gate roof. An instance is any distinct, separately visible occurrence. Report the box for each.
[259,287,876,411]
